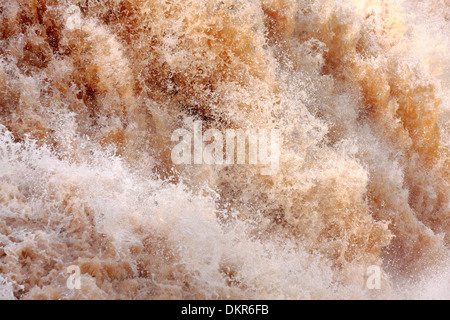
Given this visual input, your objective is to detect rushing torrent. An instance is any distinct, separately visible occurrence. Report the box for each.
[0,0,449,299]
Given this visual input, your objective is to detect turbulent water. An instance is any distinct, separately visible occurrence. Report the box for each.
[0,0,449,300]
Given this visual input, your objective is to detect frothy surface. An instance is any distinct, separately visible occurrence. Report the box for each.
[0,0,448,299]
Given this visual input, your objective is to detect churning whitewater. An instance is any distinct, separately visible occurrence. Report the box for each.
[0,0,449,299]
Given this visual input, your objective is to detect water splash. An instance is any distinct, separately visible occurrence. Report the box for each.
[0,0,448,299]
